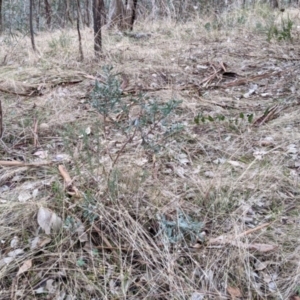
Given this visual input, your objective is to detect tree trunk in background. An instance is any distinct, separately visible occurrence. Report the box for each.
[30,0,37,52]
[150,0,157,20]
[66,0,73,25]
[85,0,91,27]
[107,0,125,29]
[0,99,2,138]
[0,0,3,33]
[58,0,65,27]
[130,0,138,30]
[101,0,107,25]
[270,0,279,8]
[93,0,103,57]
[77,0,84,61]
[44,0,52,29]
[123,0,133,29]
[36,0,41,30]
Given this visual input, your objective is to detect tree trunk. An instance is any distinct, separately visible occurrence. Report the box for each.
[77,0,84,61]
[44,0,52,29]
[93,0,103,57]
[66,0,73,25]
[270,0,279,8]
[85,0,91,27]
[130,0,138,31]
[36,0,41,30]
[107,0,125,29]
[30,0,37,52]
[0,0,3,33]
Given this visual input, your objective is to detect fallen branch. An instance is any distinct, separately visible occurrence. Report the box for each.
[0,160,52,166]
[205,223,277,253]
[58,164,81,197]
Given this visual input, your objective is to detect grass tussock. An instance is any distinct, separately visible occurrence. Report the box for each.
[1,5,300,299]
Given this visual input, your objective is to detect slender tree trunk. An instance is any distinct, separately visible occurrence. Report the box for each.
[108,0,125,29]
[0,99,2,138]
[77,0,84,61]
[0,0,3,33]
[44,0,52,29]
[36,0,41,30]
[30,0,37,52]
[101,1,106,25]
[85,0,90,27]
[57,0,64,27]
[66,0,73,25]
[93,0,103,57]
[270,0,279,8]
[130,0,138,31]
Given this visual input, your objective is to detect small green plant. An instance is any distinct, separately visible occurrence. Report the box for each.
[194,112,253,125]
[76,258,86,267]
[137,98,183,151]
[266,14,293,42]
[237,15,246,25]
[48,32,72,50]
[204,21,220,31]
[295,285,300,296]
[222,13,247,29]
[156,210,204,245]
[48,38,59,50]
[58,32,72,48]
[91,65,123,126]
[90,66,183,164]
[81,193,99,222]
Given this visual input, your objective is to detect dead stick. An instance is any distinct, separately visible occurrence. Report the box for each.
[208,223,271,245]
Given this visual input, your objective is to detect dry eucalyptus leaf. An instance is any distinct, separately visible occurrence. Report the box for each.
[227,160,245,168]
[30,237,41,250]
[17,259,32,276]
[75,223,88,243]
[8,249,24,257]
[227,286,242,299]
[50,212,63,232]
[0,257,14,267]
[37,207,62,234]
[243,84,258,98]
[177,153,190,165]
[32,188,39,198]
[31,236,52,250]
[34,287,45,294]
[248,243,277,253]
[18,191,32,202]
[10,236,19,248]
[253,150,267,160]
[46,279,56,293]
[190,292,205,300]
[287,144,298,154]
[255,261,268,271]
[39,123,50,132]
[192,243,202,249]
[175,166,185,178]
[52,154,72,162]
[85,127,91,135]
[33,150,49,159]
[37,207,52,234]
[134,158,148,167]
[204,171,214,178]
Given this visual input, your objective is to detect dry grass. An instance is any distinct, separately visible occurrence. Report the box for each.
[1,5,300,300]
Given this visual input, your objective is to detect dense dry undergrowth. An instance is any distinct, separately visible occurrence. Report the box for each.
[1,5,300,300]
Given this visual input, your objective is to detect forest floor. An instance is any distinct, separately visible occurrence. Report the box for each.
[1,6,300,300]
